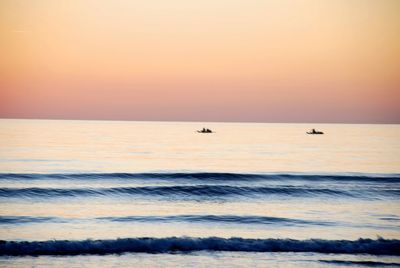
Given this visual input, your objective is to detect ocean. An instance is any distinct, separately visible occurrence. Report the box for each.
[0,119,399,267]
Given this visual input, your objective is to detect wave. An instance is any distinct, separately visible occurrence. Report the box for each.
[0,215,332,226]
[4,215,398,231]
[0,216,59,224]
[1,172,399,183]
[1,237,399,256]
[98,215,333,226]
[319,260,400,266]
[0,185,384,199]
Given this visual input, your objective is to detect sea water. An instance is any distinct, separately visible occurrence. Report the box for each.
[0,119,399,267]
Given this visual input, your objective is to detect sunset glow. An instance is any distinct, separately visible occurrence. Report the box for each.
[1,0,399,122]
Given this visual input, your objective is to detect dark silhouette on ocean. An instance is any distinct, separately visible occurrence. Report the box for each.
[307,128,324,135]
[198,128,213,133]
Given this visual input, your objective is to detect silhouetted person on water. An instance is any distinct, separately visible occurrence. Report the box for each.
[198,128,213,133]
[307,128,323,134]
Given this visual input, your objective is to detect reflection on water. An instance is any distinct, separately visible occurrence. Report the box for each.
[0,119,399,267]
[1,119,399,173]
[1,251,400,268]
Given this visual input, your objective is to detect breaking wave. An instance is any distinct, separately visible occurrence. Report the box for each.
[1,237,399,256]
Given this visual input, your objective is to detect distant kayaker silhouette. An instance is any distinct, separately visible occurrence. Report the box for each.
[307,128,324,135]
[198,128,213,133]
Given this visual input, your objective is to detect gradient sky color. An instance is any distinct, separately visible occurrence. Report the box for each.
[1,0,399,123]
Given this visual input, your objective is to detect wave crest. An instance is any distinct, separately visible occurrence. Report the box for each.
[0,185,362,199]
[1,237,399,256]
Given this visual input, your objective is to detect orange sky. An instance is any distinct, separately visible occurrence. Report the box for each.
[1,0,399,123]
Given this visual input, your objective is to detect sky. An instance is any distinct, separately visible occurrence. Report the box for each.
[1,0,399,123]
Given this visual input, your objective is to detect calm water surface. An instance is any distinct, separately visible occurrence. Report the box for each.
[0,119,399,267]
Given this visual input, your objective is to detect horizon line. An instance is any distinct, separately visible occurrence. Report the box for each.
[0,117,399,125]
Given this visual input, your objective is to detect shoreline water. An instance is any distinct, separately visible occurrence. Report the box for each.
[0,120,399,266]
